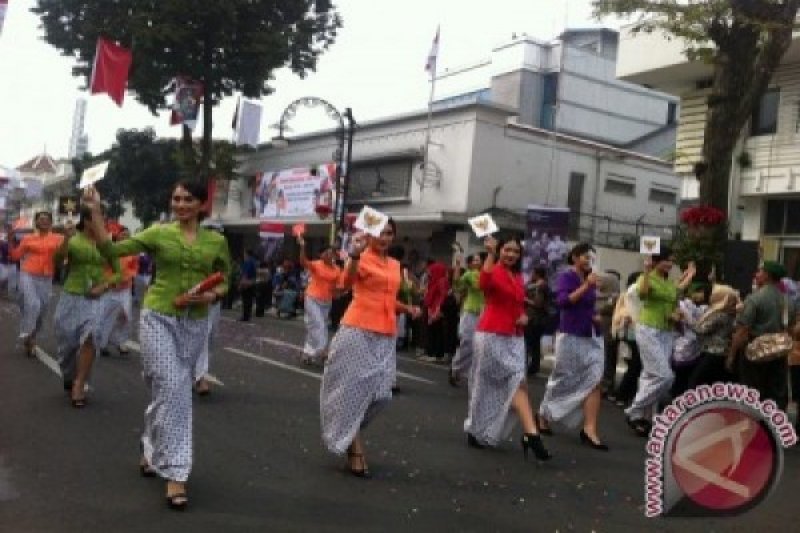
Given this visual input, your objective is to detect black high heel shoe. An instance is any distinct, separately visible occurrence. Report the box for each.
[535,414,553,436]
[626,417,651,438]
[579,430,609,451]
[467,433,486,449]
[346,451,371,478]
[521,433,551,461]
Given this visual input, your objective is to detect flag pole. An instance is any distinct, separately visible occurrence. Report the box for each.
[421,26,440,198]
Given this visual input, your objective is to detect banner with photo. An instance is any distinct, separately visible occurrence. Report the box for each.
[523,205,570,284]
[170,77,203,130]
[254,163,336,219]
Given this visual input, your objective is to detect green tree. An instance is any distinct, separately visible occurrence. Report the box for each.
[594,0,800,212]
[33,0,341,176]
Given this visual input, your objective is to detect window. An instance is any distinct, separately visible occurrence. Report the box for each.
[540,73,559,130]
[751,88,780,136]
[667,102,677,125]
[604,178,635,197]
[347,159,413,203]
[648,188,677,205]
[764,199,786,234]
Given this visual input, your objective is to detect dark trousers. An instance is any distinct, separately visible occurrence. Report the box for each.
[426,318,446,359]
[791,365,800,406]
[255,281,271,317]
[602,332,617,391]
[737,352,789,412]
[688,353,734,389]
[329,293,351,332]
[615,340,642,404]
[240,286,255,321]
[525,325,545,375]
[671,358,701,398]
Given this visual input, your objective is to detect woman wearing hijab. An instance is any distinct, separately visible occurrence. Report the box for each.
[464,235,551,461]
[53,207,119,407]
[298,235,342,365]
[320,221,421,477]
[625,247,696,436]
[538,243,608,451]
[9,211,63,356]
[686,285,739,388]
[85,181,230,510]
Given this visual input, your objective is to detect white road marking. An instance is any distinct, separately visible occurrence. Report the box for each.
[255,336,435,385]
[124,341,224,386]
[225,347,322,380]
[33,346,62,377]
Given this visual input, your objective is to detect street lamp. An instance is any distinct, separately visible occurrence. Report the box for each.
[272,97,356,244]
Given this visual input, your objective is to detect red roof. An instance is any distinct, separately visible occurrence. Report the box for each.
[17,153,57,174]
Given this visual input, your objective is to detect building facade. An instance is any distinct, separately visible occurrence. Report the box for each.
[616,24,800,276]
[231,101,679,262]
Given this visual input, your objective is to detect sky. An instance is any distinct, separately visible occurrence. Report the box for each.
[0,0,625,169]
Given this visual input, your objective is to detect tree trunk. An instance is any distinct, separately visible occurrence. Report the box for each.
[201,29,214,181]
[180,125,196,179]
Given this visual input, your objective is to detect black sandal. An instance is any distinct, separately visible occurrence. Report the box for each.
[71,397,87,409]
[536,414,553,436]
[166,492,188,510]
[626,417,651,437]
[139,462,157,478]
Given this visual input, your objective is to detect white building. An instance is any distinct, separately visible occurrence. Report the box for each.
[231,101,679,261]
[433,29,679,158]
[616,23,800,276]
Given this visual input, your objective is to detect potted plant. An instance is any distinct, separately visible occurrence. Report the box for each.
[673,205,727,281]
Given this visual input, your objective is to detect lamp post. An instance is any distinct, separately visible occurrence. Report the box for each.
[272,97,356,245]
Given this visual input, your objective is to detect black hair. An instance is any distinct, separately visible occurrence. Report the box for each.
[567,242,595,265]
[533,266,548,280]
[75,205,95,232]
[34,211,53,222]
[652,245,673,264]
[478,252,488,262]
[388,244,406,261]
[496,236,523,273]
[627,271,641,287]
[386,217,397,235]
[173,180,209,220]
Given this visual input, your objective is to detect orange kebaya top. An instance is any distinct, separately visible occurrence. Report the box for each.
[305,260,342,302]
[105,255,139,290]
[10,232,64,277]
[340,248,402,336]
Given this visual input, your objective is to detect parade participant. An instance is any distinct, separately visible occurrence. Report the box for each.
[609,272,643,407]
[686,285,738,388]
[99,227,138,356]
[320,221,421,477]
[464,235,551,461]
[625,248,695,436]
[538,243,608,451]
[9,211,63,356]
[53,207,119,408]
[298,234,342,365]
[670,283,708,397]
[449,253,485,386]
[85,181,231,510]
[727,262,794,411]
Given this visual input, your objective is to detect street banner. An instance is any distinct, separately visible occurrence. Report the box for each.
[523,205,570,283]
[254,164,336,219]
[0,1,9,36]
[90,37,132,107]
[170,77,203,130]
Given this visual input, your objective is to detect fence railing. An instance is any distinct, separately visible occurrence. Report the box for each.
[568,211,677,250]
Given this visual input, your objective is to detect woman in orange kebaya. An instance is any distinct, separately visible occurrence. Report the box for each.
[10,211,63,356]
[320,220,421,477]
[297,233,341,365]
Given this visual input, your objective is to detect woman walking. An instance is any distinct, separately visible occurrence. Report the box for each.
[609,272,643,407]
[53,209,119,407]
[10,211,63,356]
[686,285,739,388]
[538,243,608,451]
[625,248,695,436]
[298,235,342,365]
[85,181,230,510]
[320,221,420,477]
[420,261,450,363]
[449,253,485,386]
[464,235,551,461]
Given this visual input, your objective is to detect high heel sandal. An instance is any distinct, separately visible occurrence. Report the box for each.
[626,417,651,438]
[521,433,552,461]
[166,490,188,510]
[579,430,609,451]
[466,433,486,449]
[535,414,553,436]
[346,451,371,478]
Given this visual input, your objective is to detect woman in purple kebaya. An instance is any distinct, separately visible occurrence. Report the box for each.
[538,243,608,451]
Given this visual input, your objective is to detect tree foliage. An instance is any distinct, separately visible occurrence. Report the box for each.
[33,0,341,173]
[595,0,800,215]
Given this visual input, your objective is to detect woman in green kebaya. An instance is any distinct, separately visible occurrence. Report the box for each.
[84,181,231,511]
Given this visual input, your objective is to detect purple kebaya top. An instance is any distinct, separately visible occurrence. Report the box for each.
[556,269,597,337]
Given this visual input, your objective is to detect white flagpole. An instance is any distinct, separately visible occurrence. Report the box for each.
[421,27,439,198]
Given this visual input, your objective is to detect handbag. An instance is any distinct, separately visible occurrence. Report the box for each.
[745,295,792,363]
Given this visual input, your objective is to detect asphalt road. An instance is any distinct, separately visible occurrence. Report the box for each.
[0,292,798,532]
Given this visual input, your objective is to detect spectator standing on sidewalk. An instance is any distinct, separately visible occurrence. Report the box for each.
[239,249,258,322]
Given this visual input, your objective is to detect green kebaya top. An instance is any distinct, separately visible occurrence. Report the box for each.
[56,232,120,296]
[98,222,231,319]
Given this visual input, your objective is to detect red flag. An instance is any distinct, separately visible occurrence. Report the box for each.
[425,26,440,76]
[90,37,132,106]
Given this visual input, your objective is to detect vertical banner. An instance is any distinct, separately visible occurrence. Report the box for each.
[170,77,204,130]
[523,205,570,284]
[258,221,285,263]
